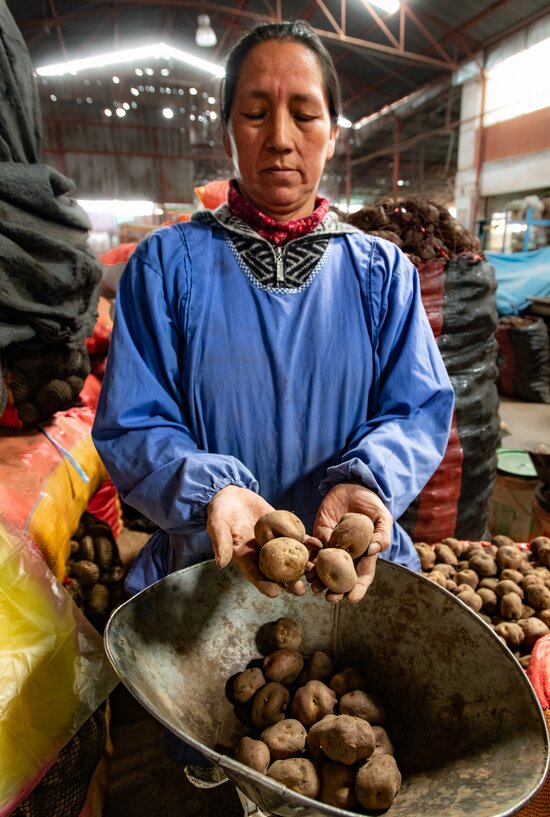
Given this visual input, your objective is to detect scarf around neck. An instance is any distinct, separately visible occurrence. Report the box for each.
[227,180,329,245]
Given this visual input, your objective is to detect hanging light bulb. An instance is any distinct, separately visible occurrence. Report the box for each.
[195,15,217,48]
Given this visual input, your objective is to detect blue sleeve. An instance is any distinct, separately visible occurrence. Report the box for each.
[319,238,455,519]
[91,229,258,534]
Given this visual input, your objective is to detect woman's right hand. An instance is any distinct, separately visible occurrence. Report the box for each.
[207,485,309,598]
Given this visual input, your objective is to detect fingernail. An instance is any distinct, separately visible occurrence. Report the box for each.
[367,542,381,556]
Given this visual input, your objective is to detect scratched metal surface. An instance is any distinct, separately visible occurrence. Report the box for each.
[104,559,549,817]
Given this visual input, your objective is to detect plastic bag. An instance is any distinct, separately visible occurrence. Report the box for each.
[0,520,118,816]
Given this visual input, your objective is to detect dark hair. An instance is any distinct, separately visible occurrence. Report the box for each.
[221,20,341,125]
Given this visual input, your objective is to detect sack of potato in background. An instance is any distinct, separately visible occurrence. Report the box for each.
[345,199,500,542]
[65,510,125,632]
[496,316,550,404]
[1,339,92,428]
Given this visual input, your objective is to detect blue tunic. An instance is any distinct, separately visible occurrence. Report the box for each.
[92,212,454,594]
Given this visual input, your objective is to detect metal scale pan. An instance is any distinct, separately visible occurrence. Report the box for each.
[105,559,549,817]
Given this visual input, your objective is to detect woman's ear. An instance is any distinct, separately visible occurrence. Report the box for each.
[326,126,338,161]
[223,126,232,159]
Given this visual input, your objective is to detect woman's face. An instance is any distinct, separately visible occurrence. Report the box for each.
[223,40,337,221]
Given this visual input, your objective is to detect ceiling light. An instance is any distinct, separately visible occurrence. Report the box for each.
[337,115,352,128]
[368,0,400,14]
[189,87,197,95]
[135,68,143,76]
[36,43,225,79]
[115,108,126,117]
[131,87,139,95]
[162,107,174,119]
[122,102,130,110]
[208,96,216,104]
[195,15,217,48]
[161,67,170,76]
[104,108,112,117]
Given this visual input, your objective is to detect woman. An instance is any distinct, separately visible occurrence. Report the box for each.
[92,20,454,606]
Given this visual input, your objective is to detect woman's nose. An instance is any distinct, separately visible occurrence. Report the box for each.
[268,111,292,151]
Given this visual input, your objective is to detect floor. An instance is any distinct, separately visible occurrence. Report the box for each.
[103,396,550,817]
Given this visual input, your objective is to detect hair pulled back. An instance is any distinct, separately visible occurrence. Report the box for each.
[221,20,341,125]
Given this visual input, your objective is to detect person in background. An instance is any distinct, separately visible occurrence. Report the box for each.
[92,20,454,607]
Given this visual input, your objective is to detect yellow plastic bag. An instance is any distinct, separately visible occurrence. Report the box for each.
[0,521,118,816]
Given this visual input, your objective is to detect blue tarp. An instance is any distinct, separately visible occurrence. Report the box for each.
[486,247,550,315]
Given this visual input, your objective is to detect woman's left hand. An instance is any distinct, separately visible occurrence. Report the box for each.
[311,483,393,604]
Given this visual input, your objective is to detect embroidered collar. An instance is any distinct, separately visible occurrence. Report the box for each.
[227,180,330,245]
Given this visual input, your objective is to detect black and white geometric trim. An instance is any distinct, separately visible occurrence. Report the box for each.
[227,235,335,293]
[192,205,358,291]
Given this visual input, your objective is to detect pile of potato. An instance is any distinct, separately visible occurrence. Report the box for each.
[416,536,550,664]
[344,198,482,266]
[255,510,374,594]
[230,617,401,812]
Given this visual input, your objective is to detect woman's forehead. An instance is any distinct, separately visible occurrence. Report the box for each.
[237,40,324,84]
[234,41,327,99]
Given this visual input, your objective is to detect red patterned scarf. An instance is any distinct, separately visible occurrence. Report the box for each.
[227,180,329,245]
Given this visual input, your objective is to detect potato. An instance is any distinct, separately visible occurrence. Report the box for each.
[446,579,458,593]
[478,577,499,590]
[339,690,386,724]
[433,563,456,579]
[315,548,357,594]
[530,536,550,560]
[477,587,498,616]
[372,725,395,757]
[329,513,374,559]
[517,617,550,649]
[320,762,358,809]
[538,609,550,627]
[426,571,447,587]
[267,758,320,799]
[233,667,266,703]
[263,649,304,687]
[355,754,402,810]
[441,537,465,556]
[434,543,458,565]
[455,569,479,590]
[537,547,550,569]
[456,586,483,613]
[495,580,524,599]
[251,682,290,729]
[500,568,524,585]
[415,543,436,570]
[500,592,523,620]
[254,510,306,546]
[494,621,524,647]
[468,551,497,577]
[526,584,550,611]
[496,545,524,572]
[308,714,375,765]
[296,651,334,685]
[492,534,515,548]
[259,537,309,583]
[263,617,303,651]
[291,680,337,728]
[260,719,307,760]
[329,667,368,697]
[235,736,270,773]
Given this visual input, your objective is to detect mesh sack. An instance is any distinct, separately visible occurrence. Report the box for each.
[10,709,106,817]
[400,255,500,541]
[496,316,550,404]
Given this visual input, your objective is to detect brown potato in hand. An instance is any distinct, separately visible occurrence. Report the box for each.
[254,510,306,546]
[259,537,309,583]
[329,513,374,559]
[315,548,357,594]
